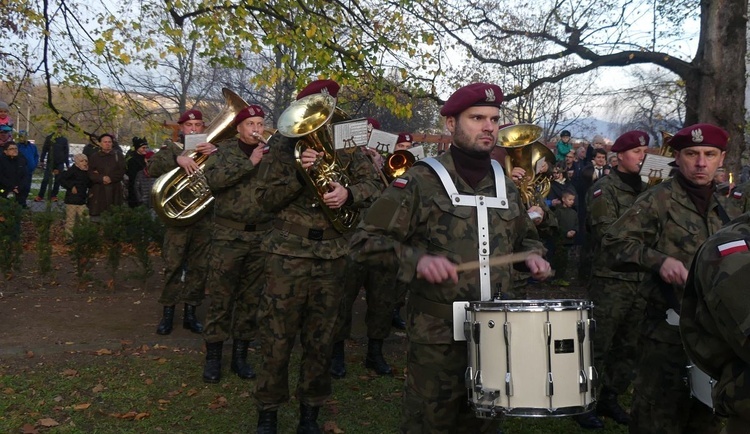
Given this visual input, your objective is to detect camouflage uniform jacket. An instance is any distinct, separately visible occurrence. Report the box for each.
[723,180,750,214]
[147,141,184,178]
[204,138,273,226]
[586,171,647,281]
[601,177,744,339]
[254,134,381,260]
[350,151,544,344]
[681,213,750,418]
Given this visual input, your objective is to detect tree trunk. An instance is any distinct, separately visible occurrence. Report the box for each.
[688,0,748,174]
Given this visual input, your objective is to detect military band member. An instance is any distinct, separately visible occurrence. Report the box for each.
[351,82,550,433]
[602,123,744,434]
[253,79,382,434]
[200,105,274,383]
[681,213,750,434]
[394,132,413,151]
[577,130,649,429]
[150,109,214,336]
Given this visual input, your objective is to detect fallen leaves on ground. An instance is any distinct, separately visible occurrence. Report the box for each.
[323,421,345,433]
[208,396,228,409]
[38,418,59,427]
[61,369,77,377]
[109,410,150,420]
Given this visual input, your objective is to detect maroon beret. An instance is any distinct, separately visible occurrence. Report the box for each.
[233,104,266,126]
[367,118,380,131]
[396,132,413,144]
[296,79,340,100]
[670,123,728,152]
[440,83,504,117]
[611,130,650,152]
[177,109,203,124]
[144,151,155,159]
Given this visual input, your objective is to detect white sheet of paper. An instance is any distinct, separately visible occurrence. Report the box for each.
[408,145,426,160]
[333,119,369,150]
[640,154,674,180]
[184,133,208,151]
[367,129,399,154]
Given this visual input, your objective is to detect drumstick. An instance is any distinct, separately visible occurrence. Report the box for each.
[455,250,541,273]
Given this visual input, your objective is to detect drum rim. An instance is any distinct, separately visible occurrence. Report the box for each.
[468,299,593,312]
[473,402,596,418]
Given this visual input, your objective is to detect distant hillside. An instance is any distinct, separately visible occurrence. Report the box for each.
[564,118,623,141]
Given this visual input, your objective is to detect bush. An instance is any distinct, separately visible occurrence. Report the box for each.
[69,211,102,286]
[0,198,23,278]
[32,202,58,275]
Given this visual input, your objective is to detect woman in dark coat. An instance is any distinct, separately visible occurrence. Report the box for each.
[87,133,126,217]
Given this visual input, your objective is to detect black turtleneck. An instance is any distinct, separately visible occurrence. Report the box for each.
[614,168,644,193]
[450,145,491,189]
[675,171,715,215]
[238,139,259,158]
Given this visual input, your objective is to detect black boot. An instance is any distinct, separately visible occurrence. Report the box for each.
[573,410,604,430]
[256,409,278,434]
[364,338,392,375]
[202,341,223,384]
[156,305,175,335]
[297,403,322,434]
[596,388,630,425]
[183,304,204,333]
[230,339,256,379]
[391,307,406,330]
[330,340,346,379]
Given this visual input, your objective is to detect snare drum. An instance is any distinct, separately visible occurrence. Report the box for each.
[464,299,596,417]
[687,363,715,408]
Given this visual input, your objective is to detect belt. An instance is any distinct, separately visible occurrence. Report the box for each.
[273,220,341,241]
[409,294,453,321]
[214,216,273,233]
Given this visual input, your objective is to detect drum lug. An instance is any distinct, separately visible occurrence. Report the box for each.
[465,366,473,389]
[546,372,554,397]
[577,320,588,393]
[463,320,472,341]
[505,372,513,397]
[472,322,481,344]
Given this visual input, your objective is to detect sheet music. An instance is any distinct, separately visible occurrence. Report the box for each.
[333,119,369,150]
[408,145,425,161]
[367,129,399,154]
[184,133,208,151]
[640,154,674,180]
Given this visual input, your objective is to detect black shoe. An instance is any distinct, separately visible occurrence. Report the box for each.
[364,338,392,376]
[297,403,321,434]
[330,340,346,379]
[230,339,256,379]
[257,410,278,434]
[156,305,175,335]
[574,411,604,430]
[183,304,203,333]
[391,308,406,330]
[203,341,223,383]
[597,390,630,425]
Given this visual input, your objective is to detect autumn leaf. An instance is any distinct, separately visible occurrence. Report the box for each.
[96,348,113,355]
[134,412,149,420]
[25,350,34,358]
[61,369,78,377]
[38,418,59,427]
[186,389,198,397]
[73,403,91,411]
[323,420,345,433]
[208,396,228,409]
[92,384,105,393]
[3,387,15,395]
[144,378,153,385]
[20,423,38,434]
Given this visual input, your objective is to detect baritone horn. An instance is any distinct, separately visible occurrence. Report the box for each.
[152,88,250,226]
[382,150,416,182]
[497,124,556,206]
[277,93,357,233]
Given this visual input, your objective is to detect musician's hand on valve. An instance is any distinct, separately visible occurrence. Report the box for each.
[249,144,265,166]
[300,148,323,170]
[659,257,689,286]
[525,253,552,281]
[177,155,200,175]
[195,142,216,155]
[323,181,348,209]
[511,167,526,182]
[416,254,459,284]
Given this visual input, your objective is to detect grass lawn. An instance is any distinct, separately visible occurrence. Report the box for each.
[0,343,630,433]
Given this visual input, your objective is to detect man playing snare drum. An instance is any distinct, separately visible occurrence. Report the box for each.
[350,82,550,433]
[681,213,750,434]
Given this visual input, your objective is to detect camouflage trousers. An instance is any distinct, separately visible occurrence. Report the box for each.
[202,225,267,343]
[254,253,346,411]
[157,219,211,306]
[402,341,500,434]
[589,276,643,394]
[334,257,400,342]
[630,325,723,434]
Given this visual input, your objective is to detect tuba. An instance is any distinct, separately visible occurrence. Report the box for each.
[382,150,416,182]
[497,124,556,206]
[152,88,249,226]
[277,93,358,233]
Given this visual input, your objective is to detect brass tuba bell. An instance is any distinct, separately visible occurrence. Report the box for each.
[151,88,250,226]
[497,124,556,206]
[382,150,416,182]
[277,93,357,233]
